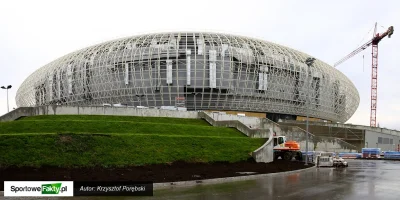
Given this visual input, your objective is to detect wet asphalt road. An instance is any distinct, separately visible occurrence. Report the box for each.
[3,159,400,200]
[144,159,400,200]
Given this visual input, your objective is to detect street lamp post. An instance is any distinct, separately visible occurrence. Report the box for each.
[304,58,315,165]
[1,85,12,113]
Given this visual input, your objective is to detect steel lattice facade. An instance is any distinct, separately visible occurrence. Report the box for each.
[16,32,359,122]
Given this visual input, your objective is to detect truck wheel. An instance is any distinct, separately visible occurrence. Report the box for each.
[283,152,292,161]
[295,152,303,161]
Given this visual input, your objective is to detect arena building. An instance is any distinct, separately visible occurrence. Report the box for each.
[16,32,360,123]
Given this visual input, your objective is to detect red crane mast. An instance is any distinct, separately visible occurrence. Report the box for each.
[334,23,394,127]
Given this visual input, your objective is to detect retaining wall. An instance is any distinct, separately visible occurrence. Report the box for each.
[251,128,274,163]
[0,106,200,121]
[0,107,35,122]
[208,112,263,129]
[35,105,200,118]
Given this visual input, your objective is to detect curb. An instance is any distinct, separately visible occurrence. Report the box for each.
[153,165,316,190]
[356,158,400,161]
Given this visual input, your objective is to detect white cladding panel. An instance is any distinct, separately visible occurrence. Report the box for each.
[67,64,73,94]
[258,73,268,90]
[258,73,264,90]
[124,63,129,85]
[186,49,191,85]
[166,60,172,84]
[57,70,61,99]
[209,62,216,88]
[209,50,217,62]
[48,73,53,101]
[197,39,204,55]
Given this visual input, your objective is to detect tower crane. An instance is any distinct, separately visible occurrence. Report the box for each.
[334,23,394,127]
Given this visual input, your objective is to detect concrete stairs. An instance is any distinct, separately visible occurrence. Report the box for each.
[198,112,274,163]
[199,111,358,162]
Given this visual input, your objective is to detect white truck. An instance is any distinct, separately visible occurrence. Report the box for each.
[316,152,348,168]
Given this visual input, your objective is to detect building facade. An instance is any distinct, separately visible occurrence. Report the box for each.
[16,32,360,122]
[365,130,400,151]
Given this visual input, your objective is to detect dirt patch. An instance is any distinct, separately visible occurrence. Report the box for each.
[59,135,74,143]
[0,159,312,190]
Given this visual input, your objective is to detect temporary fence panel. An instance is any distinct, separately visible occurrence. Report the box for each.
[384,151,400,160]
[362,148,381,158]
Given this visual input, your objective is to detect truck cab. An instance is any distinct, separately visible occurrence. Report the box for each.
[273,136,286,148]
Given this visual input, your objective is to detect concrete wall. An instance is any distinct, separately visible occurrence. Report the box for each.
[273,124,356,153]
[365,130,400,151]
[252,128,274,163]
[33,105,199,119]
[282,119,400,137]
[206,110,266,118]
[208,111,263,129]
[0,107,35,122]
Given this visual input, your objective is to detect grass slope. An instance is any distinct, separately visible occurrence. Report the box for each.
[0,115,265,167]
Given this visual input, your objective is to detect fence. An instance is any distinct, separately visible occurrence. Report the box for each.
[384,151,400,160]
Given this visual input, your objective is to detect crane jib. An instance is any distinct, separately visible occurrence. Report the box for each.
[334,26,393,67]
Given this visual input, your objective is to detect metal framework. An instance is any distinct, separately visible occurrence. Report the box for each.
[334,24,393,127]
[371,44,378,127]
[16,32,360,122]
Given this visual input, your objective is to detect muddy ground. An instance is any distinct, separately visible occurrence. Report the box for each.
[0,159,312,190]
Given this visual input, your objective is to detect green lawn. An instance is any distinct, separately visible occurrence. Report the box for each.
[0,115,264,167]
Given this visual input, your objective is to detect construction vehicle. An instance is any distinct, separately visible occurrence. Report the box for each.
[273,132,303,161]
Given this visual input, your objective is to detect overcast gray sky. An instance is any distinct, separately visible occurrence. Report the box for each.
[0,0,399,129]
